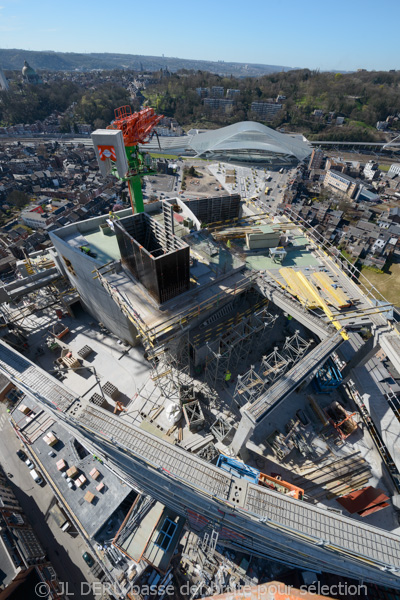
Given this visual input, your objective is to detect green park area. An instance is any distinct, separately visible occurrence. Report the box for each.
[361,263,400,306]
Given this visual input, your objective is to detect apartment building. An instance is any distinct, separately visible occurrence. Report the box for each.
[203,98,234,113]
[195,87,210,98]
[250,102,282,120]
[388,163,400,176]
[226,89,240,98]
[211,86,224,97]
[308,148,324,170]
[363,161,379,180]
[324,170,358,198]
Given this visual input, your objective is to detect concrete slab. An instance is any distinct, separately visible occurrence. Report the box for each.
[28,420,132,538]
[84,228,120,263]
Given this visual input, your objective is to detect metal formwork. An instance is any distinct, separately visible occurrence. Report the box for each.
[183,194,241,225]
[114,214,190,304]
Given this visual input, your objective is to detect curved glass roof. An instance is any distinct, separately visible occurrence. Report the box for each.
[189,121,311,162]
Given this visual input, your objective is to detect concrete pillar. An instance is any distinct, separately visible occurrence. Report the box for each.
[230,411,255,458]
[341,335,377,381]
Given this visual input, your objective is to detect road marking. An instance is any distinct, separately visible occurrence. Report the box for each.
[0,414,8,430]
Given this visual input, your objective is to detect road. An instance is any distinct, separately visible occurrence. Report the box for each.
[0,405,96,599]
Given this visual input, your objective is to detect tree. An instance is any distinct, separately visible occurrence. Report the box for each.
[6,190,29,209]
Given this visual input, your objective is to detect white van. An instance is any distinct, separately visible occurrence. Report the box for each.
[30,470,43,485]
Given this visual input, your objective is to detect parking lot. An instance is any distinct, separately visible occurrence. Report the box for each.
[208,162,297,211]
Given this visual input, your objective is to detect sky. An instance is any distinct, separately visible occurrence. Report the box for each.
[0,0,399,72]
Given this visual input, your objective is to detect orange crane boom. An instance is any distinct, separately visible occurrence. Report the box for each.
[107,106,163,147]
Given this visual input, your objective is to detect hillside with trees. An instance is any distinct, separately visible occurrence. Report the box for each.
[0,78,132,130]
[1,67,399,141]
[145,69,400,140]
[0,81,81,126]
[0,48,295,77]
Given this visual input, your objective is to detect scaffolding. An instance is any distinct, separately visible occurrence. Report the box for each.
[233,331,311,408]
[282,330,313,363]
[260,347,290,382]
[147,332,193,404]
[196,442,220,463]
[210,415,235,444]
[204,308,277,390]
[234,367,266,407]
[201,527,219,560]
[183,400,205,432]
[94,262,259,355]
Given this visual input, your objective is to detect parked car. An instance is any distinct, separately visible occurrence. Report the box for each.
[82,552,95,568]
[25,458,35,470]
[30,469,43,485]
[17,450,27,462]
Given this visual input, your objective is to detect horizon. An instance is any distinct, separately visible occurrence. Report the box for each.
[0,0,398,72]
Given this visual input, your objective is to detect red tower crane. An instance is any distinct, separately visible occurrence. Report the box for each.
[107,106,163,213]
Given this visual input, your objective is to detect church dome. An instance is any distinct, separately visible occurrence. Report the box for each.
[22,60,37,77]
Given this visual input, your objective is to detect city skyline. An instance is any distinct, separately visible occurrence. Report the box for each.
[0,0,399,72]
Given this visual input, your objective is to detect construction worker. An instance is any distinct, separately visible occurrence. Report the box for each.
[107,209,119,232]
[108,209,120,221]
[225,370,232,385]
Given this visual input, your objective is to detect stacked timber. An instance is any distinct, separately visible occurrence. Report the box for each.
[292,452,372,503]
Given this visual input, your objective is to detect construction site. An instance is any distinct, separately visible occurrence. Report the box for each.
[1,109,400,599]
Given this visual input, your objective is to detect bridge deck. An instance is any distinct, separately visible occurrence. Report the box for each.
[77,404,400,570]
[0,343,75,412]
[245,333,344,422]
[1,342,400,579]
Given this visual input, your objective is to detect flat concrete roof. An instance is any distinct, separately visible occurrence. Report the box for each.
[29,421,132,538]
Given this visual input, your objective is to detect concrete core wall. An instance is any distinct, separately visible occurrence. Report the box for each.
[50,214,139,346]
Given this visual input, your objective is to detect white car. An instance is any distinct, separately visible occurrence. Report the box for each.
[30,469,43,485]
[25,458,35,470]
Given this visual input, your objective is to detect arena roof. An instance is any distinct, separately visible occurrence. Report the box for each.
[189,121,312,162]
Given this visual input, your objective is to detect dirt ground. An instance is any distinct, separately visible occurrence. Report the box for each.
[183,165,225,196]
[145,173,175,192]
[360,262,400,306]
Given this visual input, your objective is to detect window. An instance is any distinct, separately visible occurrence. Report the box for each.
[154,518,177,551]
[62,256,76,276]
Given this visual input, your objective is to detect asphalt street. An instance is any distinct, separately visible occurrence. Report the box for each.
[0,404,97,599]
